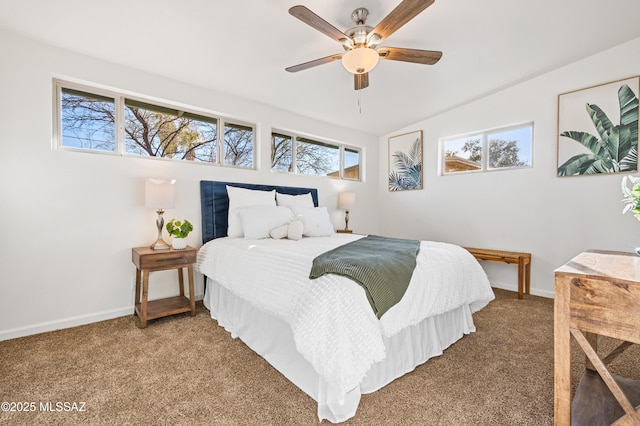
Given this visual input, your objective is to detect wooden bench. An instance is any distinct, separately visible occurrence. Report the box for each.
[464,247,531,299]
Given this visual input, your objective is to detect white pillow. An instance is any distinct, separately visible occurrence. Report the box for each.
[292,206,334,237]
[276,192,315,208]
[269,224,289,239]
[287,219,304,240]
[227,186,276,238]
[239,206,293,239]
[269,219,303,240]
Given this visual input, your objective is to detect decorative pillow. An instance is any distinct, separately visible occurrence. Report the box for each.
[269,224,289,239]
[269,219,304,240]
[226,186,276,238]
[292,206,334,237]
[287,219,304,240]
[276,192,315,208]
[238,206,294,239]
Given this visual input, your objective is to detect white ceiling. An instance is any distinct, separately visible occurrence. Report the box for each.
[2,0,640,136]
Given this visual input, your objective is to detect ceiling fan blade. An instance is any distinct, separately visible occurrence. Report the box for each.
[371,0,435,40]
[289,5,349,43]
[285,54,343,73]
[354,73,369,90]
[379,47,442,65]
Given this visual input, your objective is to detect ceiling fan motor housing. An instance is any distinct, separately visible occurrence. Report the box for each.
[344,8,375,49]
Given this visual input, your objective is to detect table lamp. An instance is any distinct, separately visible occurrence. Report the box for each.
[338,191,356,231]
[145,178,176,250]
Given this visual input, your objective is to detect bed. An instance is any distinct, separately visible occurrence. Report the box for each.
[196,180,495,423]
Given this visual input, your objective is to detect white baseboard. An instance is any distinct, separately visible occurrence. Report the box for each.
[491,282,553,299]
[0,293,205,342]
[0,307,133,342]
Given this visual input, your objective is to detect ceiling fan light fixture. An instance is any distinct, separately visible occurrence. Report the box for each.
[341,47,379,74]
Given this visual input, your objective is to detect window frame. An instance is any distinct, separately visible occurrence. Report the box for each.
[439,122,534,175]
[270,129,362,181]
[53,78,256,169]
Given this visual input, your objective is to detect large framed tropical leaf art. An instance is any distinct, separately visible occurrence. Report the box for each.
[388,130,423,191]
[557,76,639,177]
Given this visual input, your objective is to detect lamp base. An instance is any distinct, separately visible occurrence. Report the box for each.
[150,209,170,250]
[150,238,171,250]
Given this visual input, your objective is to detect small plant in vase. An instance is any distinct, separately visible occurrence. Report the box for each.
[166,219,193,250]
[621,175,640,255]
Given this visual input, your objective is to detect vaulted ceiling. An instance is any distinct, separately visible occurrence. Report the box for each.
[2,0,640,135]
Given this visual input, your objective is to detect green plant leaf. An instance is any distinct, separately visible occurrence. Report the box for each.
[559,131,607,157]
[586,103,614,141]
[406,164,422,187]
[619,84,639,128]
[620,144,638,171]
[583,158,613,174]
[166,219,192,237]
[388,172,404,191]
[392,151,413,171]
[619,84,639,171]
[408,138,421,165]
[558,153,599,175]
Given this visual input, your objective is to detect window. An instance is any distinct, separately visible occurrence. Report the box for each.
[271,130,361,180]
[271,133,293,172]
[343,147,360,180]
[123,99,218,162]
[60,88,116,152]
[441,123,533,174]
[224,123,254,168]
[55,80,254,168]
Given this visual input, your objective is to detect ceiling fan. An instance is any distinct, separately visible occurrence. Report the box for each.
[285,0,442,90]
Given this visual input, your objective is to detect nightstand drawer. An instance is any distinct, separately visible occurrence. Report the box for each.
[132,246,196,270]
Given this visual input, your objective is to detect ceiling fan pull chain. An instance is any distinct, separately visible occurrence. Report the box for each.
[358,89,362,114]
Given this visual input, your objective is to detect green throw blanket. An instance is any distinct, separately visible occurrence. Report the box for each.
[309,235,421,318]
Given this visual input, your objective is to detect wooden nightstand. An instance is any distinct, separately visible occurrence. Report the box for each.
[131,246,197,328]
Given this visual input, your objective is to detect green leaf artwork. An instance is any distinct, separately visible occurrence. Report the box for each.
[389,135,422,191]
[558,83,638,176]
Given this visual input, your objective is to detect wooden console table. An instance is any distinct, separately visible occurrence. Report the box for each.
[465,247,531,299]
[554,250,640,425]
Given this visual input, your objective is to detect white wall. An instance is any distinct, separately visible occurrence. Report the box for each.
[378,37,640,298]
[0,29,379,340]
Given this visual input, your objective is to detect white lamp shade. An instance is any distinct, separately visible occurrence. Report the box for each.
[339,191,356,210]
[145,178,176,209]
[341,47,379,74]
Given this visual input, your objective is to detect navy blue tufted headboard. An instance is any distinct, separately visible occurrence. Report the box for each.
[200,181,319,244]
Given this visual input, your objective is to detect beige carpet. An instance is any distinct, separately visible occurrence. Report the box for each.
[1,289,638,425]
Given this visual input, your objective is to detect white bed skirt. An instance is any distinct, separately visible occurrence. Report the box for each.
[204,279,476,423]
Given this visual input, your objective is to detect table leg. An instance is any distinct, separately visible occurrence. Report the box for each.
[585,332,597,371]
[525,258,531,295]
[134,268,141,315]
[518,256,525,299]
[554,275,572,425]
[140,270,149,329]
[187,265,195,316]
[178,268,185,297]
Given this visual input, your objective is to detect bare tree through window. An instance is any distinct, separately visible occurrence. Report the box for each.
[58,84,254,168]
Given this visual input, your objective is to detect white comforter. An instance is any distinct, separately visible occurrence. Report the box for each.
[196,234,493,403]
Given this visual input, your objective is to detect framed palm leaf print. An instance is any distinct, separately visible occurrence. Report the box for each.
[557,76,639,177]
[388,130,423,191]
